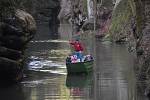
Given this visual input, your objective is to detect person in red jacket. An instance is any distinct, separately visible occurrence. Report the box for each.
[69,39,83,52]
[69,39,84,62]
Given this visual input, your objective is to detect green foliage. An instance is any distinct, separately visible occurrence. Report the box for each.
[134,0,144,39]
[128,0,136,16]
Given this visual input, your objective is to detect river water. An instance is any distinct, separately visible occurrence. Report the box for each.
[0,22,149,100]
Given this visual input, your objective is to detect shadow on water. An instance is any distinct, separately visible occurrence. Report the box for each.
[66,74,92,88]
[65,74,93,99]
[0,84,25,100]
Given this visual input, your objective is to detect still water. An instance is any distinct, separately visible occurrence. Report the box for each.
[0,22,149,100]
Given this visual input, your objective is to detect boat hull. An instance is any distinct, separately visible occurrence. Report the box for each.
[66,60,93,74]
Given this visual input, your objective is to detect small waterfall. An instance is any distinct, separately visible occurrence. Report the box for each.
[87,0,94,19]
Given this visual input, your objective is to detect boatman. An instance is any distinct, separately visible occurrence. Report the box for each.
[69,39,84,62]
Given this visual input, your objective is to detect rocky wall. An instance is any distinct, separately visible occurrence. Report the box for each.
[0,0,36,82]
[109,0,150,96]
[16,0,60,34]
[135,0,150,96]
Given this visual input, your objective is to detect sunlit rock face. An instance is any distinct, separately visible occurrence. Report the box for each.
[0,1,36,82]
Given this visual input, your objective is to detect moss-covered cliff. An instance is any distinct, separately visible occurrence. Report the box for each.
[109,0,134,42]
[135,0,150,94]
[108,0,150,96]
[0,0,62,82]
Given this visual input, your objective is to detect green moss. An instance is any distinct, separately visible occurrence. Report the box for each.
[83,0,88,15]
[128,0,136,16]
[134,0,143,39]
[108,0,134,41]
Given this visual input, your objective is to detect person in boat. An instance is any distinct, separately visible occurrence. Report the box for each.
[69,39,84,62]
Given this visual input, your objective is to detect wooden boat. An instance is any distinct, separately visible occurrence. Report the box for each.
[66,60,93,74]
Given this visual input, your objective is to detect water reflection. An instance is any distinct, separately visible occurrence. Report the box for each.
[66,74,92,88]
[93,41,148,100]
[21,74,68,100]
[0,84,25,100]
[66,74,93,99]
